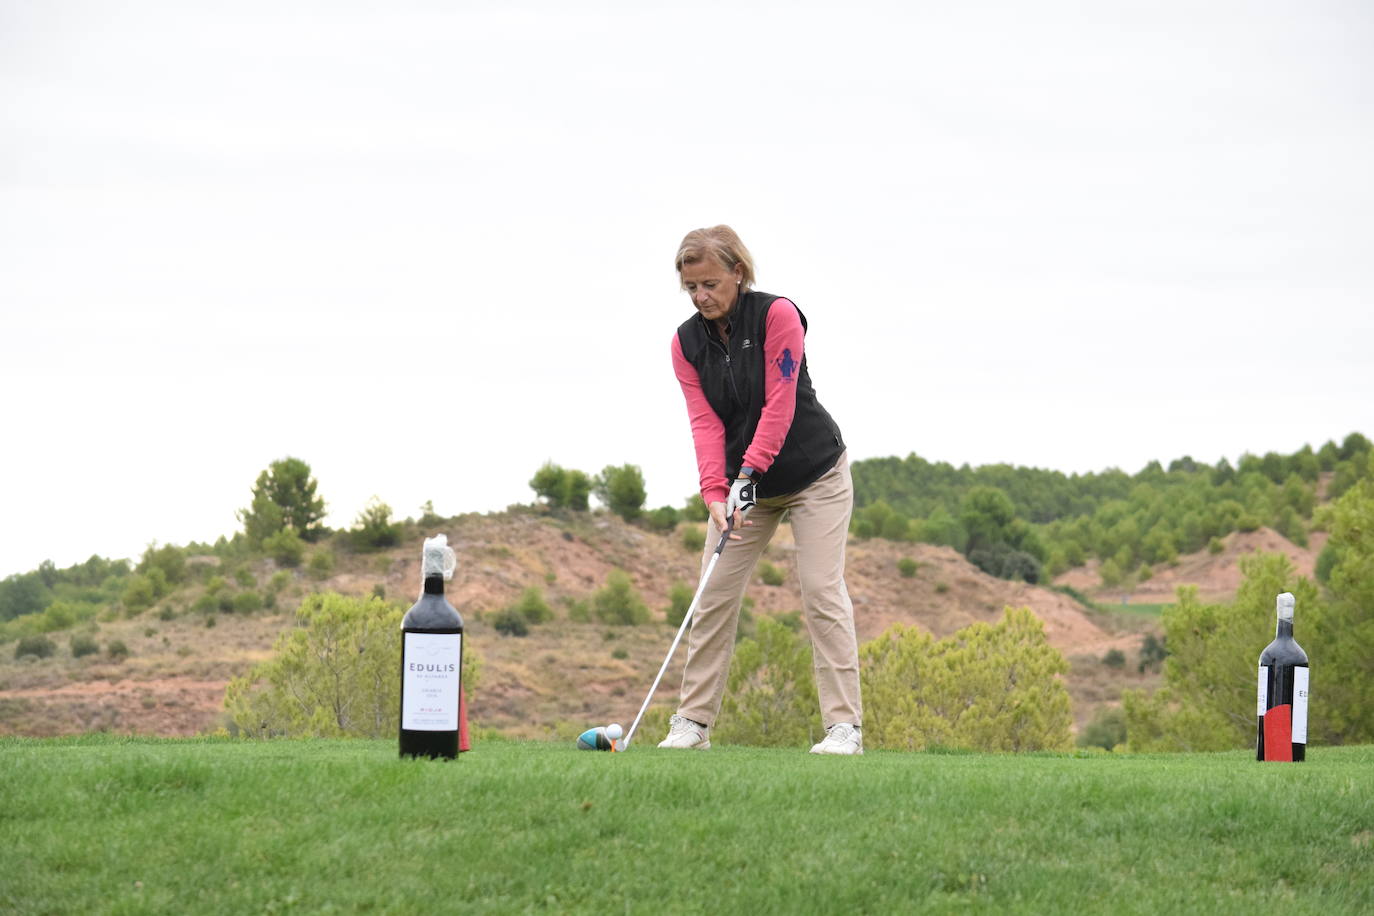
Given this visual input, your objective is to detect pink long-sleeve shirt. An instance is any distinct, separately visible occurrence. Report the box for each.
[671,297,804,506]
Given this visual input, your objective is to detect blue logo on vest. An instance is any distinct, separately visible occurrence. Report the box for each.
[775,348,797,383]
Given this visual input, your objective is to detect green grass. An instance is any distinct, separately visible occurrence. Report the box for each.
[2,737,1371,914]
[1100,602,1172,617]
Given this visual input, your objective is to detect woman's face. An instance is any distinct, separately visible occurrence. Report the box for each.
[681,258,743,324]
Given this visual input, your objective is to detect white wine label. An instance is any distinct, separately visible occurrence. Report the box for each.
[1256,665,1268,716]
[1292,667,1309,744]
[402,632,461,731]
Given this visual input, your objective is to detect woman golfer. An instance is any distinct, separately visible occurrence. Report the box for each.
[659,225,863,755]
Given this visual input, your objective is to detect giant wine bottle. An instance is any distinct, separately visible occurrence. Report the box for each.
[1256,592,1309,762]
[399,534,464,760]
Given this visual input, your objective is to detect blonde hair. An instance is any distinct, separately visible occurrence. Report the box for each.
[674,225,755,291]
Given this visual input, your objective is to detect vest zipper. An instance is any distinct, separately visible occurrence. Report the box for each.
[707,328,745,410]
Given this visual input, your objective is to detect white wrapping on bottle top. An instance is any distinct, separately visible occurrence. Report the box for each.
[1276,592,1295,621]
[422,534,457,580]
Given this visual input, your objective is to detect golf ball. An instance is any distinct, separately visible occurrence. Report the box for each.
[606,723,623,740]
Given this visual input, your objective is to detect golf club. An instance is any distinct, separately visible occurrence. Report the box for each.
[622,518,734,749]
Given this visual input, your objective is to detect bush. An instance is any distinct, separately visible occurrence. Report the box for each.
[1102,648,1126,669]
[681,525,703,553]
[491,607,530,637]
[351,498,401,551]
[106,640,130,660]
[897,557,919,578]
[665,581,693,626]
[565,597,592,623]
[1077,707,1127,750]
[70,633,100,658]
[510,587,554,625]
[860,607,1072,752]
[595,464,647,521]
[1138,633,1168,673]
[714,616,821,747]
[225,593,406,737]
[1207,536,1225,555]
[264,527,305,567]
[592,570,650,625]
[530,462,592,511]
[758,561,785,587]
[645,506,680,532]
[307,549,335,580]
[233,591,264,614]
[233,567,255,588]
[15,635,56,659]
[680,496,710,523]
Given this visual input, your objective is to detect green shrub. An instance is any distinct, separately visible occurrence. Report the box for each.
[70,633,100,658]
[645,506,680,532]
[510,587,553,624]
[370,584,386,600]
[491,607,529,637]
[594,464,647,521]
[1102,648,1126,669]
[1077,706,1127,750]
[758,561,785,587]
[106,640,130,660]
[205,575,227,596]
[860,607,1072,752]
[897,557,919,578]
[1207,536,1225,555]
[352,498,401,551]
[592,570,650,625]
[681,525,703,553]
[121,574,160,612]
[192,593,217,614]
[307,549,335,581]
[529,462,592,511]
[611,647,629,660]
[157,605,177,621]
[665,581,693,626]
[225,593,417,738]
[680,497,710,523]
[15,635,56,659]
[233,591,264,614]
[233,567,255,588]
[565,598,591,623]
[264,527,305,567]
[934,581,950,594]
[715,616,821,747]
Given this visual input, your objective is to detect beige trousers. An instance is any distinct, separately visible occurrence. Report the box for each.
[677,451,862,729]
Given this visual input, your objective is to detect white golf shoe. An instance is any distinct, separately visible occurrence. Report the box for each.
[658,714,710,749]
[810,723,863,755]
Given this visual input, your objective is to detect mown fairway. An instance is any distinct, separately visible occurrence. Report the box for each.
[2,737,1370,914]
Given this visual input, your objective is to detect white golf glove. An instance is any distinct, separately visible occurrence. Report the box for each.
[727,475,757,521]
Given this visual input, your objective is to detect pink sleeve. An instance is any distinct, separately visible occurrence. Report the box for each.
[672,334,730,506]
[741,298,803,473]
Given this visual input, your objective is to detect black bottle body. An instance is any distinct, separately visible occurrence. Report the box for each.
[399,576,464,760]
[1256,618,1308,763]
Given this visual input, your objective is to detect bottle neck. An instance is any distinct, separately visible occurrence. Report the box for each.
[423,575,445,595]
[1275,617,1293,639]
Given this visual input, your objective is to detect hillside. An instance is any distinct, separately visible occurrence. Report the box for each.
[1055,526,1325,605]
[0,509,1164,741]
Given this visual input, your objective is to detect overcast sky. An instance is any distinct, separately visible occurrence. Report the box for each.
[2,0,1371,579]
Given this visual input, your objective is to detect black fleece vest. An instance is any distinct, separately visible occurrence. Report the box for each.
[676,291,845,499]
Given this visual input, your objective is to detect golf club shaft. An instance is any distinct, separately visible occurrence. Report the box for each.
[623,521,732,749]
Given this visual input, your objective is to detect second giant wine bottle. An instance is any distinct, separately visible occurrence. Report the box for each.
[399,535,464,760]
[1256,592,1308,762]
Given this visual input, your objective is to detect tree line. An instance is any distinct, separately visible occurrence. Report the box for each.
[850,433,1373,586]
